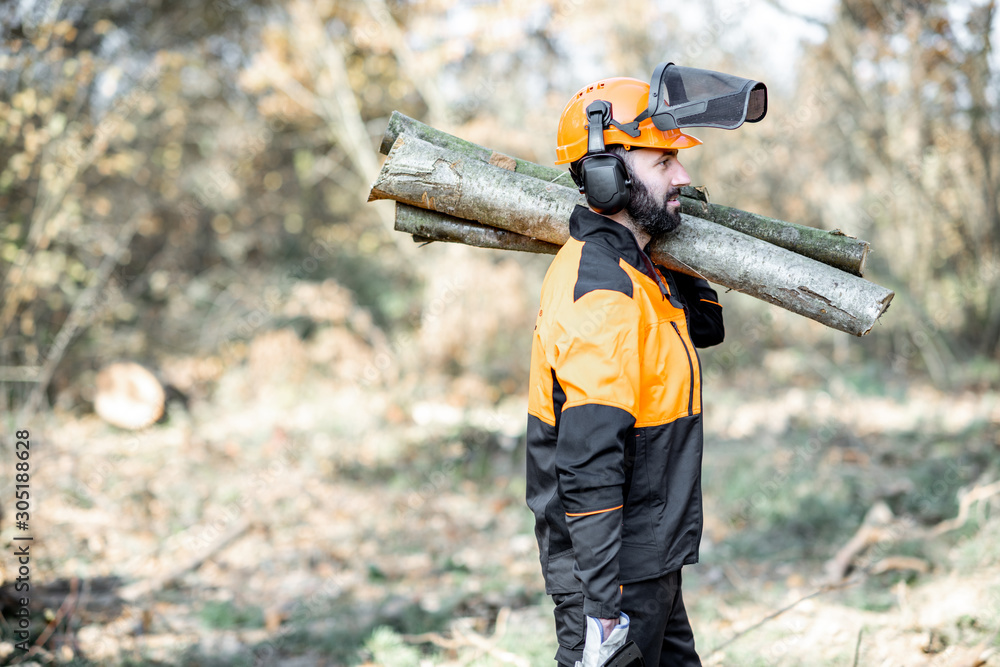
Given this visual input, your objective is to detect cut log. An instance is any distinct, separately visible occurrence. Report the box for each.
[649,217,891,336]
[370,135,894,336]
[379,111,870,275]
[380,110,577,188]
[94,362,165,430]
[369,135,580,245]
[680,199,869,276]
[395,204,560,255]
[396,201,892,336]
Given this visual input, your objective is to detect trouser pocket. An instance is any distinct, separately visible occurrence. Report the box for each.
[551,591,585,651]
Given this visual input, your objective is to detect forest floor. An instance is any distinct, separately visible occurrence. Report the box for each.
[2,279,1000,667]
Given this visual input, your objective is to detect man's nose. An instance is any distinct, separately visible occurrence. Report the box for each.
[672,162,691,188]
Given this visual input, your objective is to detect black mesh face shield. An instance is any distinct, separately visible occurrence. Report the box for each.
[642,62,768,131]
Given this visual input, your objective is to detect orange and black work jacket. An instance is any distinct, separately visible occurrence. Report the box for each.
[526,205,724,620]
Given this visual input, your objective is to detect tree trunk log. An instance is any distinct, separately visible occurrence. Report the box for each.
[380,110,578,188]
[379,111,870,275]
[395,203,560,255]
[680,199,869,276]
[369,135,580,244]
[370,135,894,336]
[649,217,892,335]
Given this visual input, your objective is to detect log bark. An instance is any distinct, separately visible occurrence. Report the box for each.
[379,111,870,275]
[680,199,869,276]
[370,135,894,336]
[648,218,892,336]
[380,110,579,188]
[369,135,581,244]
[395,203,560,255]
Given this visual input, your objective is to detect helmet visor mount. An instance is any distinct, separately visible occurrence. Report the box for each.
[644,62,768,131]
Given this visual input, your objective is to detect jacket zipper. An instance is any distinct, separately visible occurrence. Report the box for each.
[671,321,695,416]
[638,251,686,310]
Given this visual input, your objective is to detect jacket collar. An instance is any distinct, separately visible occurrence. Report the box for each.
[569,205,647,275]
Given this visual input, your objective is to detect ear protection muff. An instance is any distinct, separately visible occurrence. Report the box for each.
[573,100,631,215]
[574,153,631,216]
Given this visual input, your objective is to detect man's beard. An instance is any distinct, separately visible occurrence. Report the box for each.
[627,177,682,238]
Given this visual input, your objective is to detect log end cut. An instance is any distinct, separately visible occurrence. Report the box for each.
[94,361,165,430]
[862,288,894,336]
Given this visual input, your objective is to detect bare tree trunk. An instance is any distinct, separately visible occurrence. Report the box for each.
[379,111,871,275]
[370,136,894,336]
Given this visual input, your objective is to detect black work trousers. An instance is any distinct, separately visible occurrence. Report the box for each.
[553,570,701,667]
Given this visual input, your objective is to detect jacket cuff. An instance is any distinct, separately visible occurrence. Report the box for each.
[583,595,621,620]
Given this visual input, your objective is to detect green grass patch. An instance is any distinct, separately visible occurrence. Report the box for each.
[198,600,265,630]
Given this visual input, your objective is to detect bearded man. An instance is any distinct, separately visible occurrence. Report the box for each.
[525,76,725,667]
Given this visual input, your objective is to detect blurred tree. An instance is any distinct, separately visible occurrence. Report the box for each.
[762,0,999,377]
[0,0,424,416]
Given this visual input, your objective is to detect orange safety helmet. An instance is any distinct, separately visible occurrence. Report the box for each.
[555,77,701,165]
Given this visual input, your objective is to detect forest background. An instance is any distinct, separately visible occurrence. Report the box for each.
[1,0,999,665]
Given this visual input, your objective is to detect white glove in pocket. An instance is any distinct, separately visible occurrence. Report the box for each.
[575,612,631,667]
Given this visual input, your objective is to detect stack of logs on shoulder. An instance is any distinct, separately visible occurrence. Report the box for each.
[368,112,894,336]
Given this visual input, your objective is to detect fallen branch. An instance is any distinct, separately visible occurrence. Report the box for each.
[371,136,894,336]
[118,519,253,601]
[708,481,998,660]
[868,556,931,575]
[705,574,865,660]
[11,578,80,665]
[927,479,1000,537]
[823,502,902,583]
[824,481,1000,583]
[379,111,870,275]
[404,607,528,667]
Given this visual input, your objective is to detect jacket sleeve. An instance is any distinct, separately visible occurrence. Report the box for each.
[552,290,640,619]
[665,269,725,348]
